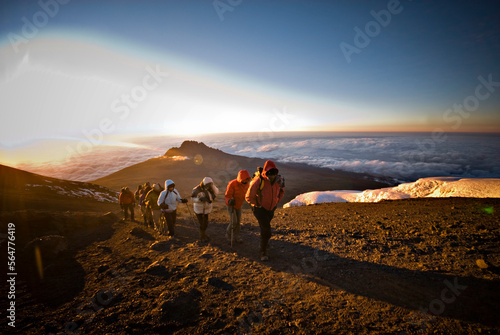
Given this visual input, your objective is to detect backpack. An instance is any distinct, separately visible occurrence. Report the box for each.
[252,168,285,206]
[251,170,266,206]
[253,168,285,190]
[139,191,147,206]
[160,189,180,211]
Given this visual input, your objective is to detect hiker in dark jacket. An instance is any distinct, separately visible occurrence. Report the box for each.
[144,183,162,230]
[135,184,143,203]
[245,160,285,261]
[119,186,136,221]
[191,177,219,242]
[139,182,152,225]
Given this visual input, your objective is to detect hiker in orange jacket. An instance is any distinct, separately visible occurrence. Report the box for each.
[245,160,285,261]
[225,170,251,243]
[119,186,136,221]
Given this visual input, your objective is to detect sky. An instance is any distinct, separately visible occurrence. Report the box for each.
[0,0,499,165]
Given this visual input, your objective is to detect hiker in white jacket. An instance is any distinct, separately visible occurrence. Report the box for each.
[157,179,187,236]
[191,177,219,242]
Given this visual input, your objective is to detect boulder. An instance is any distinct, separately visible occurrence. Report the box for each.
[130,227,155,240]
[150,241,172,251]
[145,261,168,276]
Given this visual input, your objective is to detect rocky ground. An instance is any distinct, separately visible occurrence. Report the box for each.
[1,197,500,334]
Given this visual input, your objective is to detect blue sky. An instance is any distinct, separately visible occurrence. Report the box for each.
[0,0,499,164]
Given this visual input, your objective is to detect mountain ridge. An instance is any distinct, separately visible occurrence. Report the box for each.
[92,140,393,203]
[0,164,118,212]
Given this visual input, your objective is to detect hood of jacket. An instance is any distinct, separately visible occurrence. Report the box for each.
[262,160,278,178]
[237,170,251,183]
[202,177,213,186]
[165,179,175,190]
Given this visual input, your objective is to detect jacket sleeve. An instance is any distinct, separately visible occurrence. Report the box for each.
[278,185,285,204]
[245,179,259,207]
[175,190,182,202]
[157,191,166,206]
[191,188,201,203]
[225,181,234,205]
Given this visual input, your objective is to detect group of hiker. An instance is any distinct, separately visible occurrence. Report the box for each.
[118,160,285,261]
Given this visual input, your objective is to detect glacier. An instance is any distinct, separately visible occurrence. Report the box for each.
[283,177,500,208]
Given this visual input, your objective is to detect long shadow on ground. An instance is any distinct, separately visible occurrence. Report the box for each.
[180,220,500,328]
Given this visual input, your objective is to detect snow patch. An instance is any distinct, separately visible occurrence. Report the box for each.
[284,177,500,207]
[24,183,118,203]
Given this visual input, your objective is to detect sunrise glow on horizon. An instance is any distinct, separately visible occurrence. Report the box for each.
[1,1,499,167]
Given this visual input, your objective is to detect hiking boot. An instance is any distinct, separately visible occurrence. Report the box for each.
[260,252,269,261]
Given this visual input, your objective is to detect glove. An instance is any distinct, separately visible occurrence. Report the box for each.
[228,199,235,206]
[181,198,188,203]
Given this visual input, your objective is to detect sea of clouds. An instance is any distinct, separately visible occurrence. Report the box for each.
[202,132,500,183]
[14,132,500,184]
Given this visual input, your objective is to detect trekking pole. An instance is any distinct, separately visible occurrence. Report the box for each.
[230,206,234,249]
[185,202,198,227]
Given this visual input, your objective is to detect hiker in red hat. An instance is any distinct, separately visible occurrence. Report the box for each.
[245,160,285,261]
[225,169,251,244]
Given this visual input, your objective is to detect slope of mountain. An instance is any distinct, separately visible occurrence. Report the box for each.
[92,140,393,203]
[0,164,118,212]
[1,152,499,334]
[2,196,499,334]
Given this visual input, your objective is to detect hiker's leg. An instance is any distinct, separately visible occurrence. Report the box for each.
[234,208,242,240]
[197,214,209,241]
[126,205,130,220]
[141,206,147,224]
[226,207,233,239]
[196,214,204,226]
[204,214,209,231]
[146,207,153,227]
[165,212,175,236]
[253,207,272,253]
[129,204,135,221]
[171,210,177,235]
[153,209,161,230]
[122,205,128,220]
